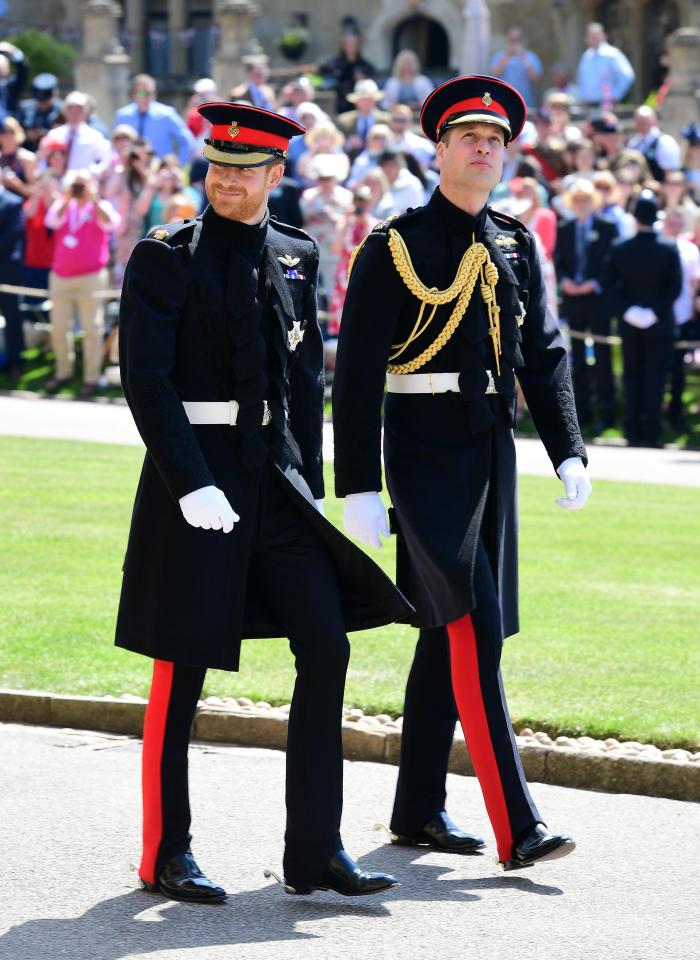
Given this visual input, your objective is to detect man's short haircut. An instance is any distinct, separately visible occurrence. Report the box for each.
[132,74,157,94]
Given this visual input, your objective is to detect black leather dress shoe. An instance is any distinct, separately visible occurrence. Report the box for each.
[283,850,399,897]
[392,811,485,854]
[141,851,227,903]
[501,823,576,871]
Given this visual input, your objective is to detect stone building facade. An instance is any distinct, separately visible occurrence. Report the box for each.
[2,0,699,120]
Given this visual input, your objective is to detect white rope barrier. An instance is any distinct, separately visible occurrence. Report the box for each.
[0,283,696,348]
[563,325,700,350]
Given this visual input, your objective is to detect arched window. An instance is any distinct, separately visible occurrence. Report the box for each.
[392,15,450,71]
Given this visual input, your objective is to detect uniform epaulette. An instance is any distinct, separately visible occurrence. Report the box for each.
[371,206,424,234]
[268,216,314,243]
[147,219,198,245]
[371,213,399,234]
[488,207,528,233]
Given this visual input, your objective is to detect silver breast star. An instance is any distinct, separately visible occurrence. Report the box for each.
[287,320,305,351]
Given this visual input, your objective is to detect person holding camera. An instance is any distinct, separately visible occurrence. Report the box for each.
[0,116,37,199]
[489,28,542,108]
[328,184,379,338]
[102,128,152,284]
[44,169,120,395]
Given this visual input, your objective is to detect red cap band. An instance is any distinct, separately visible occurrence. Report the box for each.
[209,123,289,151]
[436,97,509,136]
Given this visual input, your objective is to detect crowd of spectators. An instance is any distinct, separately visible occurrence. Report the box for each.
[0,20,698,441]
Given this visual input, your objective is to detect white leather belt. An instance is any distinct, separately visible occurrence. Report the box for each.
[386,371,498,395]
[182,400,272,426]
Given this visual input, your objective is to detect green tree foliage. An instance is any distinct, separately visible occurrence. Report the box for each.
[10,29,76,87]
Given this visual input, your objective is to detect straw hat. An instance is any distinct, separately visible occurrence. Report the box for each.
[563,178,601,209]
[346,79,383,104]
[310,152,350,181]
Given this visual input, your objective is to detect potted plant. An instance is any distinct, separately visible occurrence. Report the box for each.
[278,25,310,62]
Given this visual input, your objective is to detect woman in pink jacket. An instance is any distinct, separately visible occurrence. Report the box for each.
[44,168,120,396]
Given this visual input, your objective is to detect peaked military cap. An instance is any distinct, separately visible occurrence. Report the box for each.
[198,101,305,167]
[32,73,59,96]
[633,190,659,226]
[420,75,526,145]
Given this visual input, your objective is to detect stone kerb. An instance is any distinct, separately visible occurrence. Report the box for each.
[1,689,698,802]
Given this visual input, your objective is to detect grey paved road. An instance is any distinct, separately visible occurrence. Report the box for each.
[2,723,698,960]
[2,393,700,486]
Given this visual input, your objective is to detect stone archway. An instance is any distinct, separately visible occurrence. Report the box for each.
[392,14,450,70]
[594,0,681,100]
[364,0,461,73]
[644,0,681,93]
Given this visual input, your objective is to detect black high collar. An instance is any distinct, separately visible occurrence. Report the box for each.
[202,204,269,255]
[428,188,488,241]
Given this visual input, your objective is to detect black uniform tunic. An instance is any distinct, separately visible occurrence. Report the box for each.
[116,206,411,671]
[333,188,587,635]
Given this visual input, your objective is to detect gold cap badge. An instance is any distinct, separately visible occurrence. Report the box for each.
[228,121,239,139]
[482,91,493,106]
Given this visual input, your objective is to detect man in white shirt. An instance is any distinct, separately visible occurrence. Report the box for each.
[375,148,424,216]
[627,106,681,182]
[576,22,634,106]
[50,91,111,175]
[663,206,700,428]
[387,105,435,170]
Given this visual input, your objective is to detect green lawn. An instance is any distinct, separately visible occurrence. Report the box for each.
[0,435,698,749]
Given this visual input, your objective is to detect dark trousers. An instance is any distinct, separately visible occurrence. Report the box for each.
[139,463,350,887]
[391,540,540,862]
[390,626,458,835]
[621,324,674,446]
[563,293,615,424]
[23,265,50,307]
[668,320,697,418]
[0,264,25,370]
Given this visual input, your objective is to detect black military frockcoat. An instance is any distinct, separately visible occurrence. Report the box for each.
[333,188,586,636]
[605,230,683,337]
[115,205,410,671]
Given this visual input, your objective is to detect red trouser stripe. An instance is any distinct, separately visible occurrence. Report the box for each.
[139,659,175,884]
[447,614,514,862]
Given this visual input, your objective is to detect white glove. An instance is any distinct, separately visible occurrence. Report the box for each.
[343,491,390,549]
[179,485,239,532]
[556,458,591,511]
[314,498,325,516]
[623,305,657,329]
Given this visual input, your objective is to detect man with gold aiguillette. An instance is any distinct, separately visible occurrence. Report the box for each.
[333,76,592,870]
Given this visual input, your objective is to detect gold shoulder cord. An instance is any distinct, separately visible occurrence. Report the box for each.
[348,227,502,375]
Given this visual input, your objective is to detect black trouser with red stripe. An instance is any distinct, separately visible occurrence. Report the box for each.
[139,464,351,888]
[391,539,540,862]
